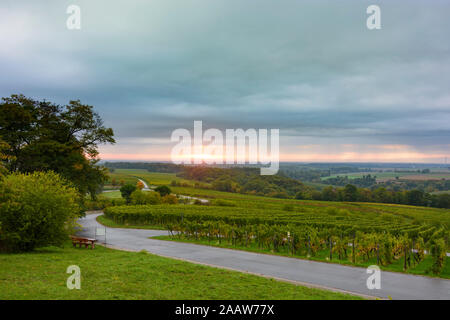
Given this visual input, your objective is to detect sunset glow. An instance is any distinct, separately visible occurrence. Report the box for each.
[100,146,449,163]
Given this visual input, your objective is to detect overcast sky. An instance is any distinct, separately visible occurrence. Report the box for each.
[1,0,449,163]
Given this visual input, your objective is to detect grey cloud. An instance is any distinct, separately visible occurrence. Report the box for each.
[0,0,449,160]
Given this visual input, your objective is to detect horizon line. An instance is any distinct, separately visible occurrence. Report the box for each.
[98,159,450,166]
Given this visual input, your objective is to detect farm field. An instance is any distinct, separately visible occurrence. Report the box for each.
[103,170,140,190]
[103,201,450,278]
[0,243,360,300]
[97,213,450,279]
[101,190,122,199]
[104,198,450,231]
[100,170,450,278]
[171,188,450,228]
[402,174,450,181]
[321,171,450,182]
[103,171,450,230]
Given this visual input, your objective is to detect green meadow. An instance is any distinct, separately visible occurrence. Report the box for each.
[0,243,360,300]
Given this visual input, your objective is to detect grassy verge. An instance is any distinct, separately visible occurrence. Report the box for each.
[0,243,361,300]
[100,191,122,199]
[151,235,450,279]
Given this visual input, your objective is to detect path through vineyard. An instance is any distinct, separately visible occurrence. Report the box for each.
[78,213,450,300]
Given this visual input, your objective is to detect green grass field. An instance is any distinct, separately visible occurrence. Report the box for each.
[101,190,122,199]
[0,243,361,300]
[108,169,191,186]
[106,171,140,185]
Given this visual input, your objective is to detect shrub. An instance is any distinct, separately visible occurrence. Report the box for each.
[131,190,162,205]
[145,191,162,205]
[136,181,145,190]
[326,207,339,216]
[0,171,81,252]
[155,185,171,197]
[338,209,351,217]
[131,189,147,205]
[162,194,178,204]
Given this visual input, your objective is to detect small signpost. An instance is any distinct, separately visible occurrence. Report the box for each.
[95,227,106,246]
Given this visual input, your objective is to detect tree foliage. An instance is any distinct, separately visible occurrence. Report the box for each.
[155,185,172,197]
[136,181,145,190]
[130,189,162,205]
[120,184,137,204]
[0,94,115,198]
[0,171,81,252]
[0,138,12,177]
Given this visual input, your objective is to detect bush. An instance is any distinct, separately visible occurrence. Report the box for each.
[136,181,145,190]
[0,171,81,252]
[146,192,162,204]
[162,194,178,204]
[131,190,162,205]
[131,189,147,205]
[155,185,171,197]
[326,207,339,216]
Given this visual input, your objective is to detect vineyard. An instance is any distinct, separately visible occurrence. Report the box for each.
[104,200,450,276]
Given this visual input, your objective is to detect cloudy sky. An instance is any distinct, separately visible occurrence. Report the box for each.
[1,0,449,163]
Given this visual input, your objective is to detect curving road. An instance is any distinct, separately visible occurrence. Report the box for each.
[103,179,209,204]
[77,213,450,300]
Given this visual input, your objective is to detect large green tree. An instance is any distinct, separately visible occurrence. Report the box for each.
[343,184,358,202]
[120,183,137,204]
[0,94,115,198]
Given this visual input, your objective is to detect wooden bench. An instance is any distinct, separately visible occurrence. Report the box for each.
[70,236,97,249]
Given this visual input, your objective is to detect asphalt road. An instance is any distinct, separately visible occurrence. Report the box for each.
[77,213,450,300]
